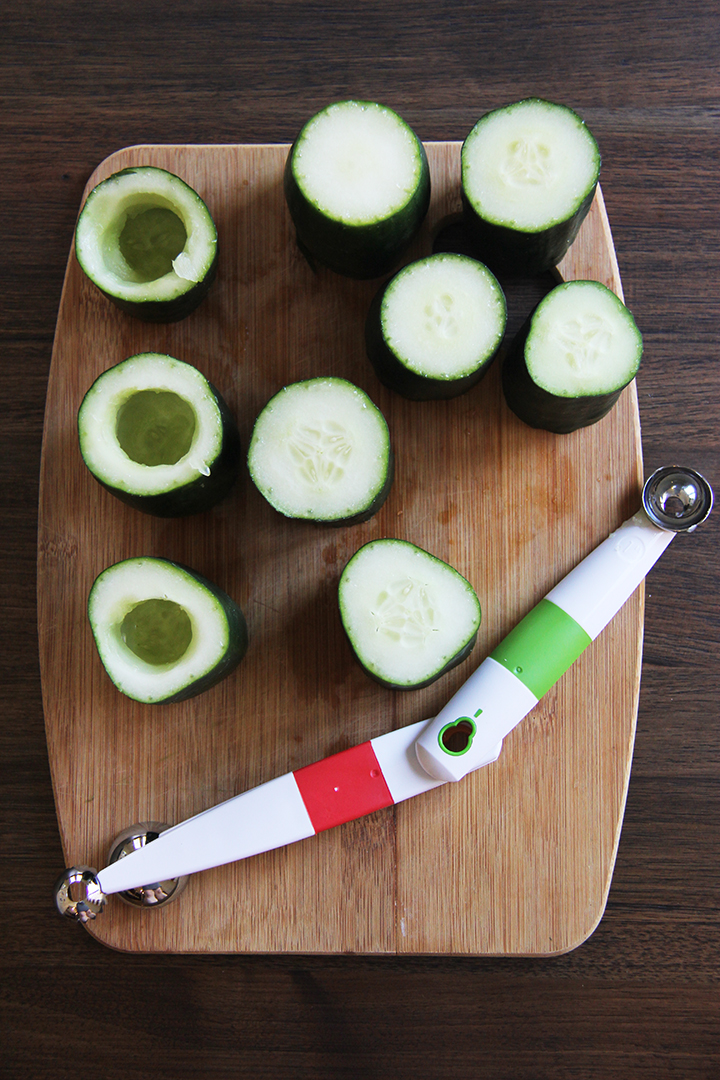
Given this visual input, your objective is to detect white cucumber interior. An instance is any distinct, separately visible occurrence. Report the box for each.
[292,101,424,224]
[463,99,599,231]
[75,167,216,301]
[382,254,506,378]
[78,353,223,495]
[526,281,642,396]
[88,558,231,703]
[248,378,390,520]
[339,540,481,687]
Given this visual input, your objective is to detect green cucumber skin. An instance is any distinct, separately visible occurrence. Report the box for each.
[353,631,478,691]
[501,312,626,434]
[90,384,242,517]
[91,558,249,705]
[76,166,219,323]
[364,280,500,401]
[98,247,219,323]
[283,144,431,280]
[461,184,597,277]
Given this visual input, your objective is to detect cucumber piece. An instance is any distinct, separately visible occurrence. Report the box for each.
[284,100,431,279]
[75,166,218,322]
[247,377,393,525]
[338,539,481,690]
[461,99,600,275]
[78,352,241,517]
[502,280,643,433]
[88,557,248,704]
[365,253,507,400]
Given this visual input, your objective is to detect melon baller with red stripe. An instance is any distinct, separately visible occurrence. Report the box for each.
[54,466,713,924]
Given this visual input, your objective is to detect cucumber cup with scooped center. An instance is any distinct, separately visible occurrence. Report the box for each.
[88,557,248,704]
[75,166,218,322]
[78,352,241,516]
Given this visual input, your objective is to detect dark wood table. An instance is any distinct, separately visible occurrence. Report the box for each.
[2,2,718,1075]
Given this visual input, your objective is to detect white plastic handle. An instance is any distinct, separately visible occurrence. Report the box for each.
[415,508,675,782]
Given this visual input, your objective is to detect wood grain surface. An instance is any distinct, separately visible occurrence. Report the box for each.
[4,0,719,1076]
[38,143,642,955]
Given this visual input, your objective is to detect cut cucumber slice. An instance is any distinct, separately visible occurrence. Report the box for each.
[75,166,218,322]
[247,377,393,525]
[365,253,507,400]
[338,539,481,690]
[502,280,643,433]
[78,352,241,516]
[88,557,248,704]
[461,99,600,275]
[284,100,431,279]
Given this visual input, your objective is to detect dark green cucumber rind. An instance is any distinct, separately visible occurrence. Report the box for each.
[97,247,219,323]
[76,166,218,323]
[88,558,249,705]
[501,313,628,434]
[87,384,242,517]
[461,185,597,277]
[152,562,249,704]
[283,143,431,280]
[364,278,503,401]
[351,630,478,691]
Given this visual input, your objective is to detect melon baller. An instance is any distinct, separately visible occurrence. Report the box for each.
[54,465,713,924]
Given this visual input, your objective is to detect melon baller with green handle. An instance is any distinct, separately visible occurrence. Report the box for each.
[54,466,713,924]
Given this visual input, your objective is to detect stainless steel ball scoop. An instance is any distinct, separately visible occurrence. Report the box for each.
[54,465,713,924]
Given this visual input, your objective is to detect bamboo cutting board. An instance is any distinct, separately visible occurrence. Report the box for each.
[38,143,643,955]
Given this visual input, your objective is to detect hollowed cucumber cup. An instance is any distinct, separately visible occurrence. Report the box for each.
[75,166,218,322]
[78,353,241,517]
[88,557,248,704]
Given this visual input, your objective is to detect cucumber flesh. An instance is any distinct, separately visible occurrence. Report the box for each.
[366,253,506,399]
[462,99,600,274]
[78,352,241,516]
[248,377,393,525]
[284,100,430,278]
[502,280,643,433]
[88,557,248,704]
[75,166,218,322]
[339,539,481,690]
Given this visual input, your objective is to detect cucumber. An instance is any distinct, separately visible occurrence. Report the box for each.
[365,253,507,400]
[78,352,241,517]
[502,280,643,433]
[75,166,218,322]
[461,98,600,275]
[88,557,248,704]
[284,100,431,279]
[247,377,393,525]
[338,539,481,690]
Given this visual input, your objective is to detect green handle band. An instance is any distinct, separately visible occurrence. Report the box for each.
[489,598,592,699]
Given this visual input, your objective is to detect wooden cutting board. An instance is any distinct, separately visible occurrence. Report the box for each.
[38,143,643,955]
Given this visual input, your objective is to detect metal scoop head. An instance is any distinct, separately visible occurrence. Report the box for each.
[642,466,713,533]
